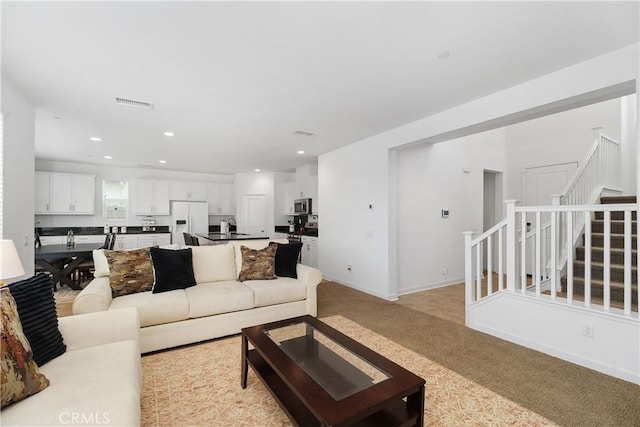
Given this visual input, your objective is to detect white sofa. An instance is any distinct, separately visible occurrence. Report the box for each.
[1,308,141,426]
[72,239,323,353]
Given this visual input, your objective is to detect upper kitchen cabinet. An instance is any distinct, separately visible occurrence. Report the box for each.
[206,182,235,215]
[170,180,207,201]
[282,181,295,215]
[295,163,318,200]
[135,179,170,215]
[35,172,95,215]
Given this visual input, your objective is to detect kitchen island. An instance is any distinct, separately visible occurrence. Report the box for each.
[196,233,271,244]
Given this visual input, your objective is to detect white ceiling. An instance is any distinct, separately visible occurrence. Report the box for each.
[2,1,638,174]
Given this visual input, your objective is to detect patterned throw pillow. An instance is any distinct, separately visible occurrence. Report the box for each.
[1,288,50,408]
[238,243,278,282]
[105,247,155,297]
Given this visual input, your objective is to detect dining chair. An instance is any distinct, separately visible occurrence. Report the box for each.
[183,232,193,245]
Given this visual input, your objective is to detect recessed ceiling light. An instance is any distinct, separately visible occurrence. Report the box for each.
[297,150,305,154]
[90,137,102,142]
[163,131,175,137]
[159,160,167,164]
[104,155,113,160]
[437,51,451,59]
[254,169,261,172]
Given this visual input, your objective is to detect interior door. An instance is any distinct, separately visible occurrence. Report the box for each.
[524,162,578,275]
[242,195,267,236]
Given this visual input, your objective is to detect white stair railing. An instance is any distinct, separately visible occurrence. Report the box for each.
[556,128,622,268]
[464,201,638,320]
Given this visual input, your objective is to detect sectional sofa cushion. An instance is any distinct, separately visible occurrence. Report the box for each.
[7,273,66,366]
[190,244,237,284]
[105,247,155,297]
[242,277,307,307]
[109,289,189,327]
[238,243,278,282]
[185,281,255,318]
[150,247,197,293]
[1,289,50,408]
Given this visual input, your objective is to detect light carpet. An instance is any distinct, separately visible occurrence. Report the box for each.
[141,316,556,426]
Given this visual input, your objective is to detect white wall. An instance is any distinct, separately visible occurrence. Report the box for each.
[2,78,36,279]
[234,172,275,236]
[395,129,506,295]
[470,293,639,384]
[319,43,639,300]
[504,98,622,201]
[34,159,233,228]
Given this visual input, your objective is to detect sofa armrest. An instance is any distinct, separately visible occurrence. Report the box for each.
[58,307,140,352]
[296,264,323,287]
[72,277,113,314]
[296,264,322,316]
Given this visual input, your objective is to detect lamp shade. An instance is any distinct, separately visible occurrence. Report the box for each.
[0,239,26,280]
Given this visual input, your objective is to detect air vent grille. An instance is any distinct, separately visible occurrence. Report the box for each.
[115,97,153,109]
[292,130,316,137]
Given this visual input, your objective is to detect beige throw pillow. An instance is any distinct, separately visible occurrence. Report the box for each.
[92,249,110,278]
[190,244,237,284]
[105,247,155,297]
[1,289,50,408]
[238,243,278,282]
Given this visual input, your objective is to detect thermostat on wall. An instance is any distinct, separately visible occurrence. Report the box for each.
[441,209,449,218]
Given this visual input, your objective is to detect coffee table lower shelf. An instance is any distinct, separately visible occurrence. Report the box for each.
[247,350,420,427]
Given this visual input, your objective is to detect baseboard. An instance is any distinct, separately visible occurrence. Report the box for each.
[397,278,464,296]
[323,275,398,301]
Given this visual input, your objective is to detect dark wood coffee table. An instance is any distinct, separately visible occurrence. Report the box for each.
[241,315,425,426]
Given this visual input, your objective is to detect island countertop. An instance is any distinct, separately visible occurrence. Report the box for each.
[196,233,270,242]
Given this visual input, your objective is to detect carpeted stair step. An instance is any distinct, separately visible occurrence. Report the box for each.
[599,195,637,204]
[591,219,637,234]
[576,246,637,265]
[567,277,638,304]
[573,260,637,283]
[590,233,637,249]
[595,210,637,221]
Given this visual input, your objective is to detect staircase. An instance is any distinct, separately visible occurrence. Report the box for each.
[568,195,639,307]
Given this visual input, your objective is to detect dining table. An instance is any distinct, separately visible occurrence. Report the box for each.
[35,243,101,290]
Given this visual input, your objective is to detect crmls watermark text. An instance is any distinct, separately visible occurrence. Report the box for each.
[59,412,110,425]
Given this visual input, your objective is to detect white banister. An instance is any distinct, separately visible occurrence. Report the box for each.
[584,211,592,308]
[624,210,632,315]
[506,200,517,292]
[604,211,611,311]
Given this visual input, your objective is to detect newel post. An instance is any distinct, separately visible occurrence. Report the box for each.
[463,231,475,326]
[505,200,518,291]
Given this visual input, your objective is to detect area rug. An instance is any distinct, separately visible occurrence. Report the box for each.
[141,316,556,426]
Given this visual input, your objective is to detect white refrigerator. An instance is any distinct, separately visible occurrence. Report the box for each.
[170,201,209,245]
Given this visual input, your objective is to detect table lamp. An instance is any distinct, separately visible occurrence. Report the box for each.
[0,239,26,286]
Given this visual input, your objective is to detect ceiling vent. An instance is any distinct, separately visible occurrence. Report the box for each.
[292,130,316,137]
[115,97,153,110]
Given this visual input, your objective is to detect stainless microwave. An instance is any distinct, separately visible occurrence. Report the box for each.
[294,198,312,215]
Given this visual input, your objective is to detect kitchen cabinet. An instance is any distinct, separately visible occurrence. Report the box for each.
[309,175,318,214]
[36,172,95,215]
[112,234,138,250]
[207,182,235,215]
[39,236,65,246]
[170,181,206,201]
[137,233,170,248]
[282,181,295,215]
[135,179,170,215]
[74,235,105,245]
[301,236,319,269]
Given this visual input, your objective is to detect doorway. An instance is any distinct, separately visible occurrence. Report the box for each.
[242,194,267,235]
[483,170,503,271]
[523,162,578,274]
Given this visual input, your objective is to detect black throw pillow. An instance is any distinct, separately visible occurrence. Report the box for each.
[7,273,66,366]
[150,247,197,294]
[273,242,303,278]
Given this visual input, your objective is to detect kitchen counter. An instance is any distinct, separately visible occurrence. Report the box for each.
[37,226,170,235]
[196,233,270,243]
